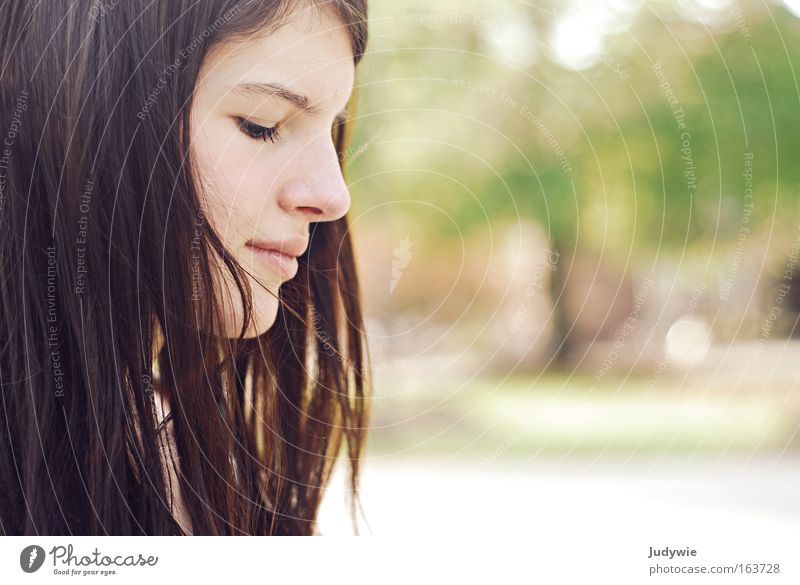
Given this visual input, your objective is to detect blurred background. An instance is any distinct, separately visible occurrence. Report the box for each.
[319,0,800,536]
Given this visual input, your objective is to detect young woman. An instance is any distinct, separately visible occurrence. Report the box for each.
[0,0,371,535]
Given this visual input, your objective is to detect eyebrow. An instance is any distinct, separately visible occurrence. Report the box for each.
[230,81,349,124]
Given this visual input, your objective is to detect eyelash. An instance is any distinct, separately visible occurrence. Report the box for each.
[236,117,282,143]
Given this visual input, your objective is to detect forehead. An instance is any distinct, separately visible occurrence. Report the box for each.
[198,6,355,103]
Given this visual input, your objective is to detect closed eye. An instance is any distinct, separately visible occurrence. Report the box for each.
[236,117,281,143]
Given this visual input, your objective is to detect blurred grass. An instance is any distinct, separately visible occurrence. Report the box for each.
[365,373,798,459]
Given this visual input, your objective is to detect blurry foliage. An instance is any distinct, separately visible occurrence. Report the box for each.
[348,0,800,258]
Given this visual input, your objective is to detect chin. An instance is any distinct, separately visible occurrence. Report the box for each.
[241,292,280,338]
[215,285,280,339]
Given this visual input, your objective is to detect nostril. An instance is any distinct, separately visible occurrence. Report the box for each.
[298,206,324,215]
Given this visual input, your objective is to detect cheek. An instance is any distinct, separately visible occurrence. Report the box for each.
[189,112,285,337]
[191,118,279,242]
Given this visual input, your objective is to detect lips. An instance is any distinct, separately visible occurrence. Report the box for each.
[245,237,307,280]
[245,237,308,258]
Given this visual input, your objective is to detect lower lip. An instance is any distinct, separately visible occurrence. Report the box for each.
[246,245,299,280]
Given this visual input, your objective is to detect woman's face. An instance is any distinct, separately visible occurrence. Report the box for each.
[189,5,355,338]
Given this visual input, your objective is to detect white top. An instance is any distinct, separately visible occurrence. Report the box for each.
[152,388,193,535]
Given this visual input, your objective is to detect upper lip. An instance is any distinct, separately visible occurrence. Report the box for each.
[245,236,308,258]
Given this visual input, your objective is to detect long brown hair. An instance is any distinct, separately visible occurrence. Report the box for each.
[0,0,370,535]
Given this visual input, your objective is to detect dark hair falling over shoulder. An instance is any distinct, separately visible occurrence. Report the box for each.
[0,0,370,535]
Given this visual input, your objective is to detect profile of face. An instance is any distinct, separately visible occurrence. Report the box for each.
[189,5,355,338]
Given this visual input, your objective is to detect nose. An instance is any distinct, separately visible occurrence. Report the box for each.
[278,136,351,222]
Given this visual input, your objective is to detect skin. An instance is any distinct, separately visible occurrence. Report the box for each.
[190,3,355,339]
[157,4,357,534]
